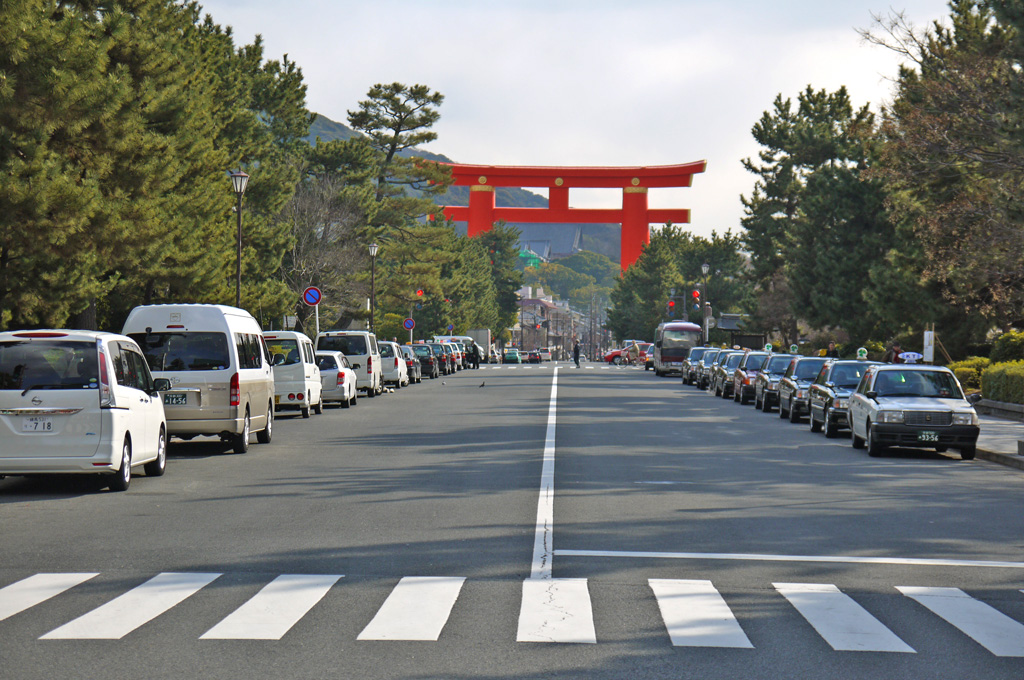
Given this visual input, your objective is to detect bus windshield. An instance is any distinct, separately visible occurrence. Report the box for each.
[662,329,701,348]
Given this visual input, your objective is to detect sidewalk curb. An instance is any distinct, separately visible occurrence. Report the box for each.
[977,447,1024,471]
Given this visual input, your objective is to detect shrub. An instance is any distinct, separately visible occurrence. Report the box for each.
[981,360,1024,404]
[990,330,1024,363]
[948,356,990,391]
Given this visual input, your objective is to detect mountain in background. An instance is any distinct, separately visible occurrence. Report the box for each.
[306,113,620,262]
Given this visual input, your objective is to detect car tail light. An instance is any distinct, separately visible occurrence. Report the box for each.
[297,392,305,401]
[98,347,114,408]
[394,357,399,369]
[288,393,296,400]
[367,355,373,375]
[336,372,345,387]
[14,331,68,338]
[230,372,240,406]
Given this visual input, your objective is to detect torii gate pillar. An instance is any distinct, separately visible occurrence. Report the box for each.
[440,161,706,271]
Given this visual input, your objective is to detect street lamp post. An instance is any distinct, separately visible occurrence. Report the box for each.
[368,242,379,334]
[229,170,250,308]
[701,262,710,345]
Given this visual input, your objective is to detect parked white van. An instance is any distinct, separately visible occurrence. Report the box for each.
[378,341,409,388]
[0,330,169,490]
[314,330,383,398]
[264,331,322,417]
[123,304,274,453]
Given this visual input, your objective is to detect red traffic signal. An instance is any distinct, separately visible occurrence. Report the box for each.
[416,289,424,297]
[668,300,675,308]
[692,290,700,299]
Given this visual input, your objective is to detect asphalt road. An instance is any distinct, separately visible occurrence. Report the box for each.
[2,362,1023,679]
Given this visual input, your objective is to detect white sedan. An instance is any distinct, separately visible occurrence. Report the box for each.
[379,341,409,388]
[848,364,980,460]
[316,351,357,408]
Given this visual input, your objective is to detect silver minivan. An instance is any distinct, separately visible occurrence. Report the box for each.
[0,330,169,490]
[264,330,322,417]
[123,304,274,453]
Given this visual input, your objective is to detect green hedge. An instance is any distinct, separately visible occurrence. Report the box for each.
[981,360,1024,404]
[990,330,1024,363]
[948,356,991,391]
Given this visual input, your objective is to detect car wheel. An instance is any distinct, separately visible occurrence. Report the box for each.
[375,380,383,396]
[301,401,310,418]
[233,410,250,453]
[144,427,167,477]
[789,400,801,423]
[395,378,402,390]
[257,405,273,443]
[613,356,624,366]
[341,393,351,409]
[754,392,762,409]
[851,422,866,449]
[809,411,822,433]
[109,438,132,491]
[313,393,323,415]
[960,447,976,460]
[824,416,839,439]
[866,421,884,457]
[740,390,750,405]
[733,388,740,402]
[779,398,789,419]
[762,396,772,413]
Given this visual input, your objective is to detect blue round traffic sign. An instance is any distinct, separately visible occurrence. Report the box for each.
[447,324,454,331]
[403,318,415,331]
[302,286,322,306]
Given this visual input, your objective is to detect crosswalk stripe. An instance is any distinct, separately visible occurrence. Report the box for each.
[41,572,220,639]
[0,573,98,622]
[517,578,596,644]
[649,579,753,648]
[898,586,1024,657]
[774,583,915,653]
[200,574,342,640]
[358,577,465,641]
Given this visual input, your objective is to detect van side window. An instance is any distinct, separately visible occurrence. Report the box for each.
[303,342,315,365]
[125,348,154,392]
[110,344,128,386]
[236,334,261,370]
[259,336,271,366]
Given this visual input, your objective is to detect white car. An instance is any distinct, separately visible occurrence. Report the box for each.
[848,364,980,460]
[0,330,169,491]
[316,351,357,408]
[315,330,383,398]
[265,331,322,418]
[379,341,409,388]
[538,347,553,362]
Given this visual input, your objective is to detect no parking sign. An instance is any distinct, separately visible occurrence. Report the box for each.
[302,287,322,306]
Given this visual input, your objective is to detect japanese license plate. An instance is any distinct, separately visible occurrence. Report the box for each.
[917,430,939,442]
[163,393,188,406]
[22,416,53,432]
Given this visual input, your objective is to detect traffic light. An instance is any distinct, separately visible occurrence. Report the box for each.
[416,288,424,297]
[667,299,676,317]
[692,289,701,311]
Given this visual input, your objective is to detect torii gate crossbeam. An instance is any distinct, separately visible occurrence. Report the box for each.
[440,161,706,270]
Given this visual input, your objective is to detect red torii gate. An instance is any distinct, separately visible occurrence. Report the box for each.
[439,161,706,270]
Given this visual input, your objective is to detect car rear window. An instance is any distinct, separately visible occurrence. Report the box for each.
[318,335,367,355]
[0,340,99,390]
[413,346,432,357]
[379,344,395,358]
[266,339,301,365]
[129,332,230,371]
[316,355,337,370]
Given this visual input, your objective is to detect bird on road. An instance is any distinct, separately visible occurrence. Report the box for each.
[478,381,485,388]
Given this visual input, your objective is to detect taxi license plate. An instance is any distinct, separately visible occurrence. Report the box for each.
[163,393,188,406]
[23,416,53,432]
[917,430,939,442]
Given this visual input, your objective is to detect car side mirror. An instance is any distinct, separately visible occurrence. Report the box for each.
[967,392,983,404]
[865,391,878,400]
[152,378,171,393]
[655,340,662,348]
[272,354,286,366]
[825,382,835,389]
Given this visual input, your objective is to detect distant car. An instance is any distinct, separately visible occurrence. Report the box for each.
[538,347,553,362]
[379,341,409,388]
[732,352,769,404]
[488,348,501,364]
[400,345,423,384]
[442,343,461,371]
[711,351,744,398]
[265,330,323,418]
[504,348,522,364]
[778,357,829,422]
[754,354,796,411]
[527,350,542,364]
[426,343,451,375]
[316,351,358,408]
[695,348,722,389]
[640,343,655,371]
[848,364,979,459]
[0,329,170,491]
[410,343,440,379]
[807,360,879,437]
[682,347,711,385]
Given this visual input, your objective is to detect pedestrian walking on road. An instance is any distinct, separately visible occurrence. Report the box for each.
[882,341,904,363]
[573,341,580,368]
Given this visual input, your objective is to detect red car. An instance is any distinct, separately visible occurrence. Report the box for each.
[604,343,652,365]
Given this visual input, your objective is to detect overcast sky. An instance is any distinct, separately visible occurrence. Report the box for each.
[197,0,951,239]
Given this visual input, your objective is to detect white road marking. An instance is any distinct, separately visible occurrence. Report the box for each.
[200,574,341,640]
[358,577,465,641]
[556,550,1024,569]
[649,579,753,648]
[42,572,220,639]
[898,586,1024,657]
[530,367,559,580]
[774,582,914,652]
[585,366,595,369]
[517,578,596,643]
[0,573,98,622]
